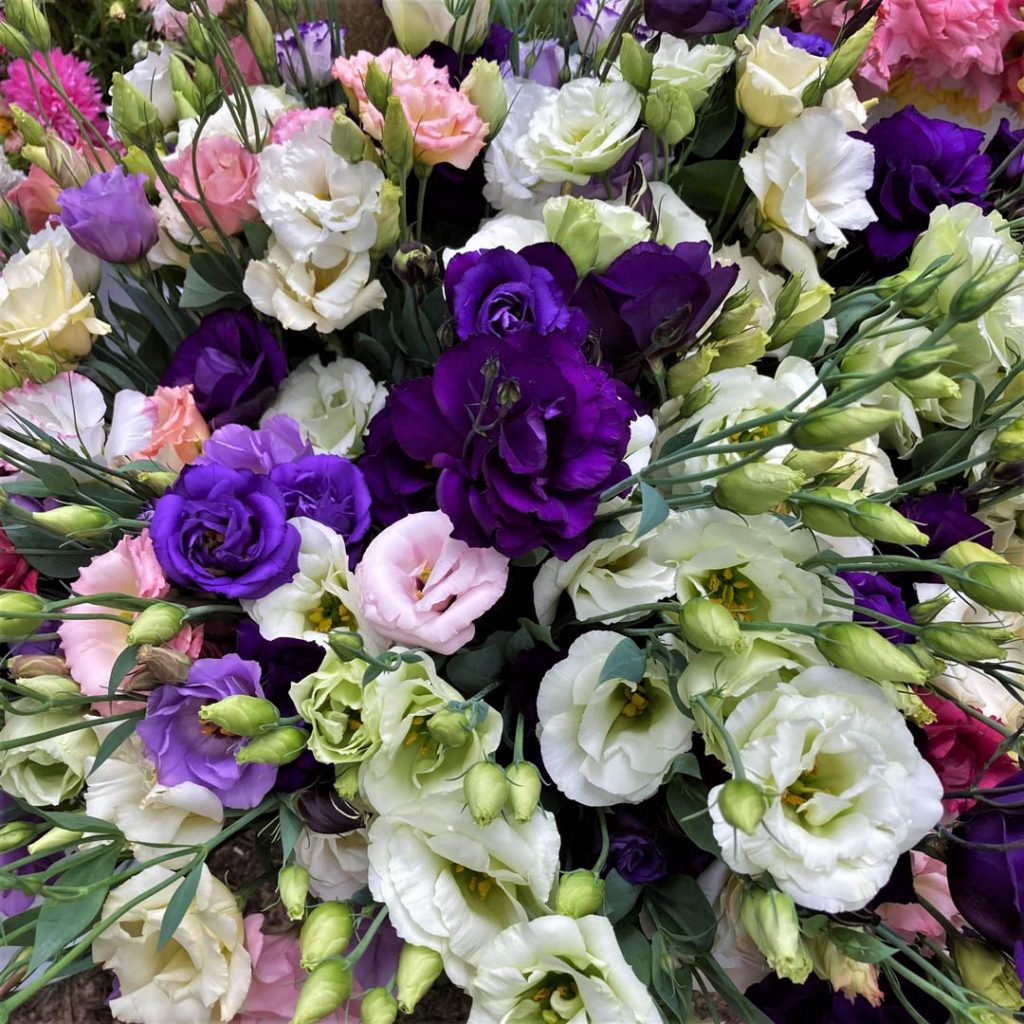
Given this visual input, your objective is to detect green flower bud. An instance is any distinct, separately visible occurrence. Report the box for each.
[186,15,216,61]
[44,133,90,190]
[193,59,219,100]
[952,938,1024,1013]
[299,901,354,970]
[245,0,277,75]
[847,500,929,546]
[278,864,310,921]
[134,470,179,497]
[772,282,833,345]
[643,83,696,145]
[392,241,440,287]
[920,623,1007,662]
[359,988,399,1024]
[136,644,192,683]
[236,726,308,765]
[168,54,200,116]
[506,761,542,823]
[740,888,812,984]
[711,290,759,341]
[895,369,960,401]
[666,347,716,398]
[0,21,33,59]
[111,72,164,146]
[460,58,507,134]
[126,602,186,646]
[994,418,1024,462]
[783,449,841,479]
[199,695,280,737]
[332,110,367,162]
[33,504,116,536]
[396,944,444,1013]
[794,487,858,536]
[909,591,953,625]
[823,18,876,87]
[950,263,1023,324]
[291,960,353,1024]
[680,597,746,655]
[618,34,653,92]
[815,622,929,684]
[790,406,902,451]
[0,361,22,392]
[364,60,392,114]
[713,462,804,515]
[27,826,81,856]
[950,561,1024,614]
[942,540,1007,569]
[12,346,60,384]
[0,591,47,641]
[554,870,605,918]
[717,778,767,835]
[0,821,35,853]
[463,761,509,827]
[334,764,360,800]
[427,708,472,748]
[382,95,414,183]
[891,341,960,379]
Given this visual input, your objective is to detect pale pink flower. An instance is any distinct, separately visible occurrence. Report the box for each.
[355,510,508,656]
[876,852,965,945]
[107,385,209,472]
[58,531,202,712]
[218,34,265,87]
[7,164,61,232]
[142,0,228,39]
[269,106,334,146]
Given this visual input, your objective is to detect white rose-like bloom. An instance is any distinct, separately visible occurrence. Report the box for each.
[542,195,650,274]
[822,80,869,131]
[368,796,560,988]
[468,915,662,1024]
[177,84,301,148]
[537,631,694,806]
[261,353,387,457]
[649,180,712,247]
[26,223,101,294]
[652,37,734,110]
[533,512,676,626]
[85,733,223,866]
[517,77,642,185]
[735,27,826,128]
[649,508,830,627]
[123,44,177,127]
[383,0,490,55]
[740,108,876,275]
[94,865,251,1024]
[444,213,548,264]
[293,826,369,901]
[709,667,943,912]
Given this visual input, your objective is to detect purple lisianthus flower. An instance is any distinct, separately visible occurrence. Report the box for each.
[859,108,991,262]
[895,490,993,560]
[196,416,312,474]
[386,331,637,558]
[162,310,287,428]
[838,572,914,643]
[275,20,341,88]
[150,465,299,599]
[986,117,1024,190]
[268,454,372,549]
[501,38,565,87]
[606,808,670,884]
[137,655,278,808]
[644,0,754,40]
[426,23,512,81]
[445,243,582,341]
[779,25,833,56]
[58,167,158,264]
[573,0,651,55]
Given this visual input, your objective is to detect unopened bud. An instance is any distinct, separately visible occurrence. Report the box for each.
[0,21,33,58]
[460,58,507,134]
[618,34,653,92]
[334,764,360,800]
[506,761,542,822]
[45,134,89,190]
[427,708,471,747]
[111,72,164,146]
[27,827,81,856]
[773,283,833,345]
[12,347,59,383]
[895,369,960,401]
[909,592,952,625]
[848,500,929,546]
[783,448,841,479]
[947,560,1024,614]
[666,347,716,398]
[127,602,186,645]
[236,726,308,765]
[943,540,1006,569]
[807,932,882,1006]
[186,14,216,63]
[714,462,804,515]
[299,901,354,969]
[134,470,177,496]
[717,778,767,835]
[396,944,444,1013]
[359,988,399,1024]
[680,598,746,655]
[951,264,1023,324]
[709,327,769,370]
[823,18,876,87]
[32,504,117,536]
[200,695,279,737]
[382,95,414,183]
[364,60,392,114]
[463,761,509,827]
[0,591,47,641]
[554,870,605,918]
[794,487,858,536]
[393,242,439,286]
[290,960,353,1024]
[168,54,200,115]
[136,644,192,683]
[245,0,276,74]
[0,822,35,853]
[891,341,960,379]
[6,104,44,148]
[8,654,66,679]
[920,623,1008,662]
[740,888,812,984]
[790,406,902,451]
[952,938,1024,1014]
[278,864,310,921]
[331,111,367,162]
[815,622,928,684]
[994,418,1024,462]
[644,83,696,145]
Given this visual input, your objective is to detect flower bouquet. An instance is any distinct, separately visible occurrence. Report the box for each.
[0,0,1021,1021]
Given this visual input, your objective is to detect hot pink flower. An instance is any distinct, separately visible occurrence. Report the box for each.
[0,527,36,593]
[876,852,965,945]
[269,106,334,146]
[163,135,258,236]
[7,163,61,232]
[355,510,509,656]
[107,385,210,472]
[0,49,106,146]
[58,531,202,713]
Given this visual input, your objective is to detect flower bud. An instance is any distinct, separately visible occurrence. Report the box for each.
[895,369,960,401]
[891,341,960,379]
[186,15,216,62]
[291,960,353,1024]
[618,34,653,92]
[382,95,414,183]
[360,988,399,1024]
[713,462,804,515]
[942,540,1007,569]
[135,644,192,683]
[793,486,858,536]
[168,53,201,115]
[12,347,60,384]
[717,778,767,835]
[644,83,696,145]
[193,59,219,100]
[0,591,47,641]
[44,133,90,190]
[666,347,716,398]
[506,761,542,822]
[425,708,472,748]
[806,932,882,1006]
[6,103,43,145]
[951,264,1023,324]
[372,179,402,258]
[27,826,81,856]
[32,504,117,537]
[134,470,178,496]
[0,821,35,852]
[245,0,277,75]
[772,282,833,345]
[680,598,746,655]
[952,938,1024,1014]
[920,623,1007,662]
[236,726,308,765]
[740,888,812,984]
[460,59,507,136]
[0,360,22,391]
[790,406,902,451]
[299,901,354,970]
[393,242,439,286]
[334,764,360,800]
[463,761,509,827]
[126,602,186,645]
[199,695,280,737]
[948,561,1024,613]
[823,18,876,87]
[331,111,367,163]
[847,500,929,546]
[0,20,33,57]
[111,72,164,146]
[554,870,605,918]
[909,591,952,624]
[993,418,1024,462]
[709,327,770,370]
[278,864,310,921]
[396,944,444,1013]
[815,622,929,684]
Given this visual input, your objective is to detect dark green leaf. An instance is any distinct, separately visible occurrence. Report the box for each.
[243,220,272,259]
[690,92,737,159]
[697,955,776,1024]
[833,291,881,341]
[829,926,896,964]
[617,925,652,985]
[108,645,139,697]
[180,263,235,310]
[647,876,718,956]
[679,160,746,215]
[786,321,826,361]
[89,716,143,776]
[651,931,692,1024]
[447,638,509,696]
[158,861,203,950]
[666,775,719,855]
[656,423,700,460]
[603,869,641,924]
[598,637,646,686]
[278,804,303,861]
[635,482,670,540]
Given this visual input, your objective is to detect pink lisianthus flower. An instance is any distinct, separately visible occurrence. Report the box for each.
[58,531,202,713]
[218,35,265,88]
[107,385,210,472]
[876,852,965,945]
[7,163,61,232]
[355,510,509,656]
[269,106,334,146]
[142,0,228,39]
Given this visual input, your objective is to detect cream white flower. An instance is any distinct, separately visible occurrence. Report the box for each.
[716,243,784,330]
[445,213,549,263]
[383,0,491,56]
[536,631,694,806]
[542,195,650,274]
[653,37,734,110]
[649,180,712,247]
[735,27,826,128]
[367,796,560,987]
[177,84,301,148]
[517,78,642,185]
[293,826,370,902]
[822,80,870,131]
[123,43,177,127]
[261,353,387,457]
[467,915,663,1024]
[709,666,943,912]
[533,512,676,626]
[84,733,223,866]
[26,223,101,294]
[0,150,23,196]
[95,864,251,1024]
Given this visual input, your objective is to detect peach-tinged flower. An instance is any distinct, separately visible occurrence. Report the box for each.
[7,164,60,233]
[106,385,210,472]
[876,852,965,945]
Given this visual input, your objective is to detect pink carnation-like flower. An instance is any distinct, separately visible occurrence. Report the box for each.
[107,385,210,473]
[0,49,106,146]
[270,106,334,146]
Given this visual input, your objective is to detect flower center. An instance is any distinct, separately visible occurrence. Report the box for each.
[307,593,356,633]
[453,864,498,901]
[618,681,650,719]
[728,424,773,444]
[702,566,757,621]
[530,975,583,1022]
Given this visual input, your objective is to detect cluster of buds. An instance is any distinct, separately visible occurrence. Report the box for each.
[463,759,542,826]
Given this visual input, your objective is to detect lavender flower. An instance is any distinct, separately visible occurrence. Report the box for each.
[275,20,341,89]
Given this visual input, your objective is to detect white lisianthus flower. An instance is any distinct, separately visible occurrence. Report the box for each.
[649,181,713,247]
[735,27,826,128]
[649,508,830,627]
[383,0,491,55]
[367,797,560,988]
[542,195,650,274]
[740,108,876,275]
[95,865,251,1024]
[709,667,943,912]
[444,213,549,263]
[0,150,23,196]
[293,826,370,902]
[533,512,677,626]
[652,38,734,110]
[177,84,301,148]
[468,915,662,1024]
[123,43,177,127]
[715,243,785,329]
[84,732,223,866]
[517,78,642,185]
[536,631,694,806]
[26,223,101,294]
[822,80,869,131]
[261,354,387,457]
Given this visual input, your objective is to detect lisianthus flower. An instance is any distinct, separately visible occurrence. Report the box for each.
[645,0,754,39]
[276,20,341,89]
[6,164,60,233]
[196,416,312,475]
[106,384,210,472]
[838,572,914,643]
[0,528,36,593]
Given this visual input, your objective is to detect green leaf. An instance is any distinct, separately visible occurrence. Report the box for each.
[598,637,646,686]
[617,925,652,985]
[89,716,143,777]
[158,861,203,950]
[690,91,737,159]
[833,290,881,342]
[679,159,746,215]
[829,926,896,964]
[786,321,826,361]
[108,644,139,697]
[666,775,719,855]
[4,523,94,579]
[651,930,692,1024]
[447,637,509,696]
[603,869,642,924]
[647,876,718,957]
[697,954,776,1024]
[180,263,233,310]
[635,482,670,540]
[656,423,699,460]
[278,804,303,862]
[243,220,272,259]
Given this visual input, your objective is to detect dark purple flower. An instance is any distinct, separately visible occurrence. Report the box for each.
[838,572,914,643]
[268,454,372,549]
[426,23,512,80]
[644,0,754,40]
[58,167,158,264]
[387,331,637,558]
[895,491,993,560]
[136,655,278,808]
[150,465,299,599]
[445,243,582,341]
[859,108,991,262]
[297,788,364,834]
[162,310,287,428]
[986,117,1024,190]
[607,808,670,883]
[275,20,341,88]
[196,416,312,474]
[947,770,1024,982]
[779,25,833,56]
[236,619,323,712]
